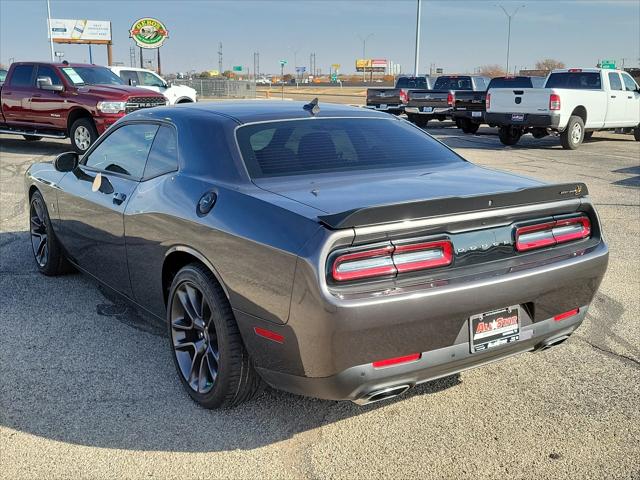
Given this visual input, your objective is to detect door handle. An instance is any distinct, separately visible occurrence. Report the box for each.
[610,95,616,98]
[32,93,42,98]
[112,192,127,205]
[628,96,633,99]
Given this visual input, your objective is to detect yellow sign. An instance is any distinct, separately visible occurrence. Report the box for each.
[356,59,372,69]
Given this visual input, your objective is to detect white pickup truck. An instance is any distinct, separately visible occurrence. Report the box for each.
[109,66,197,105]
[485,68,640,149]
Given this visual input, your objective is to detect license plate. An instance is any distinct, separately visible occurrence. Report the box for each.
[469,306,520,353]
[511,113,525,122]
[472,111,482,118]
[380,104,387,109]
[422,106,433,113]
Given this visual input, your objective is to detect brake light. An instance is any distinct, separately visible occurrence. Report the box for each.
[373,353,421,368]
[568,68,582,73]
[554,308,580,321]
[399,89,408,104]
[447,92,455,106]
[486,92,491,110]
[515,216,591,252]
[331,240,453,282]
[549,93,561,110]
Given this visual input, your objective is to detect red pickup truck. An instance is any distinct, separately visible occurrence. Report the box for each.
[0,62,167,152]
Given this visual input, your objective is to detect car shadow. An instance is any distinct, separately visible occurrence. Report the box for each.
[0,230,461,453]
[611,165,640,187]
[0,135,70,155]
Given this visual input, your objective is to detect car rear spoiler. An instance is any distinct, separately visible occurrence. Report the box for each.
[317,183,588,229]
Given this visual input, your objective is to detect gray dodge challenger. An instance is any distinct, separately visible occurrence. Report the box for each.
[25,101,609,408]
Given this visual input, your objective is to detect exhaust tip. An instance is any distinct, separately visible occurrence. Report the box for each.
[353,384,411,405]
[537,335,569,352]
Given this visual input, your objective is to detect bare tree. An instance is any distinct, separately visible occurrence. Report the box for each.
[478,64,506,78]
[535,59,565,71]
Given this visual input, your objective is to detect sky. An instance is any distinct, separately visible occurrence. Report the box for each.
[1,0,639,75]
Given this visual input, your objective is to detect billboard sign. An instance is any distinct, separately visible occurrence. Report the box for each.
[356,58,387,73]
[49,19,112,43]
[130,18,169,49]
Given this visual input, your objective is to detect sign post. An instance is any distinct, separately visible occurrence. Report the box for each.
[279,60,287,99]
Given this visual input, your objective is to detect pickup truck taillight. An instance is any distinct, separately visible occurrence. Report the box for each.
[515,216,591,252]
[331,240,453,282]
[549,93,561,111]
[486,93,491,110]
[399,90,408,104]
[447,92,455,106]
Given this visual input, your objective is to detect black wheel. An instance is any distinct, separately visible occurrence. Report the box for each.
[560,115,584,150]
[633,126,640,141]
[583,131,594,141]
[459,118,480,134]
[69,118,98,154]
[29,190,71,276]
[407,113,429,128]
[168,263,263,409]
[454,118,463,129]
[23,135,43,141]
[498,126,522,146]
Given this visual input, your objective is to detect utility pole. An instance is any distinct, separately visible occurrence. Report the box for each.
[218,42,223,74]
[414,0,422,76]
[46,0,55,61]
[129,45,136,67]
[358,33,374,83]
[497,4,525,75]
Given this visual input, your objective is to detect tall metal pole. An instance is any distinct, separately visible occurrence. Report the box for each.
[358,34,374,83]
[46,0,55,61]
[414,0,422,76]
[497,4,524,74]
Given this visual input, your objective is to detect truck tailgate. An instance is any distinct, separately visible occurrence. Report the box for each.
[367,89,401,105]
[454,91,486,111]
[488,88,552,114]
[407,90,449,108]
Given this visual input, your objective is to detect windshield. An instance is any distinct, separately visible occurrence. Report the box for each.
[60,66,124,86]
[545,72,602,90]
[396,77,428,89]
[434,76,472,90]
[236,117,464,178]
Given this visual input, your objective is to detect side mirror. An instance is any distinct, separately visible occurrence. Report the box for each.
[37,76,64,92]
[54,152,79,172]
[128,78,138,86]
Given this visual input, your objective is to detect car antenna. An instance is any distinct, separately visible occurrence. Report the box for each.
[303,98,320,116]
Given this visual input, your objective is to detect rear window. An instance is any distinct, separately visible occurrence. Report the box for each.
[396,77,428,89]
[545,72,602,90]
[236,118,463,178]
[488,77,534,89]
[434,76,472,90]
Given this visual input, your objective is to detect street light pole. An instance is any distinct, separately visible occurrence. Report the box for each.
[46,0,55,61]
[497,4,525,75]
[414,0,422,76]
[358,33,374,83]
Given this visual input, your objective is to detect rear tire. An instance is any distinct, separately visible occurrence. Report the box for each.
[634,126,640,141]
[23,135,43,141]
[498,126,522,146]
[167,263,263,409]
[69,118,98,154]
[29,190,71,276]
[459,118,480,134]
[407,113,429,128]
[560,115,584,150]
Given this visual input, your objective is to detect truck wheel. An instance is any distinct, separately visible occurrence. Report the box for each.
[634,127,640,141]
[23,135,43,142]
[407,114,428,128]
[454,118,463,129]
[560,116,584,150]
[70,118,98,154]
[459,119,480,134]
[498,126,522,146]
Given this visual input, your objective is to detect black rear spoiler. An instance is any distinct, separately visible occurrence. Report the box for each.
[318,183,588,229]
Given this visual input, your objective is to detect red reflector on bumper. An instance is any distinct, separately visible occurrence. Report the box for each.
[372,353,421,368]
[254,327,284,343]
[554,308,579,321]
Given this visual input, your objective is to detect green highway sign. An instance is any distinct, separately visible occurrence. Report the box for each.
[279,60,287,66]
[233,65,242,71]
[600,60,616,69]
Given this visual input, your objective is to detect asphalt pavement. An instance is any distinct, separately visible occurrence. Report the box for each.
[0,124,638,480]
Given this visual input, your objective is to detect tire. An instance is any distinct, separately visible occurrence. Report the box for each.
[23,135,43,141]
[560,115,584,150]
[69,117,98,154]
[498,126,522,146]
[633,127,640,141]
[29,190,71,276]
[583,131,594,141]
[407,113,429,128]
[459,118,480,134]
[454,118,463,129]
[167,263,263,409]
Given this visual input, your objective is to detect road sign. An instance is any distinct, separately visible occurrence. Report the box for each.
[279,60,287,66]
[331,63,340,69]
[436,68,443,74]
[295,66,306,73]
[233,65,242,71]
[600,60,616,69]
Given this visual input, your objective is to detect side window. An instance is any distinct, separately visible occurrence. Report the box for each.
[140,71,165,87]
[9,65,34,86]
[84,124,159,179]
[119,70,139,86]
[143,126,178,179]
[608,72,623,91]
[474,78,486,90]
[621,73,639,91]
[36,65,63,85]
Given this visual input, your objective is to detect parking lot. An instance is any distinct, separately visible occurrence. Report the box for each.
[1,124,638,479]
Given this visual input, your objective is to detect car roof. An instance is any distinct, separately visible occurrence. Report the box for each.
[109,66,154,72]
[126,100,392,124]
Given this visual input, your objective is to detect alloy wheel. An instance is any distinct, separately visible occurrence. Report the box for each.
[74,126,91,151]
[170,281,220,394]
[30,196,49,267]
[571,123,582,144]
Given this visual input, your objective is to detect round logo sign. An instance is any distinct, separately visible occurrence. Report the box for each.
[129,18,168,49]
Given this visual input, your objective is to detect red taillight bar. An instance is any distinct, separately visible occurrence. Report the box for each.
[393,240,453,273]
[332,245,396,282]
[373,353,421,368]
[486,92,491,110]
[515,216,591,252]
[399,89,408,104]
[554,308,579,321]
[447,92,455,106]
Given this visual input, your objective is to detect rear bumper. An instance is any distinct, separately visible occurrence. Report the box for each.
[485,113,561,129]
[405,106,452,115]
[257,311,585,403]
[364,104,404,114]
[452,110,485,122]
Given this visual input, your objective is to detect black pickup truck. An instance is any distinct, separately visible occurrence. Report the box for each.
[404,75,490,127]
[365,76,434,115]
[452,76,546,134]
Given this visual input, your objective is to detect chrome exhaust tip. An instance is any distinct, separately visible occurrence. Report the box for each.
[537,335,570,352]
[353,384,411,405]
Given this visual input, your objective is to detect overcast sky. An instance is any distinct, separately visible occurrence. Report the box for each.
[1,0,638,75]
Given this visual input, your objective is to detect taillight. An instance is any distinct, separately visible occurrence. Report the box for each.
[549,93,561,111]
[331,240,453,282]
[486,92,491,110]
[554,308,579,321]
[373,353,421,368]
[447,92,454,106]
[399,89,408,104]
[515,216,591,252]
[568,68,582,73]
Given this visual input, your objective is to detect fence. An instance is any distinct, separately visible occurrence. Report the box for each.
[174,78,256,99]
